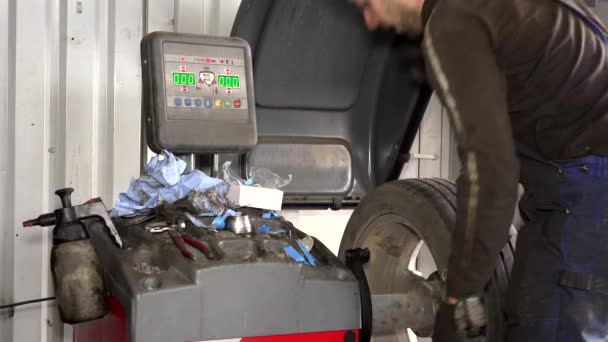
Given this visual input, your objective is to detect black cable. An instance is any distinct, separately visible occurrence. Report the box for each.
[0,297,56,310]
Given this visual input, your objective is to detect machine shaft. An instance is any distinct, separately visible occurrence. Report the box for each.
[371,272,441,338]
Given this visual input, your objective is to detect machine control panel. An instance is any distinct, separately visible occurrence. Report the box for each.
[141,32,257,153]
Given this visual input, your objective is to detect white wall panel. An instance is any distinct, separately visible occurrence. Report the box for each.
[0,0,15,339]
[11,0,56,340]
[65,0,98,203]
[175,0,213,34]
[175,0,241,35]
[418,94,444,178]
[216,0,242,35]
[112,0,144,204]
[400,94,459,180]
[148,0,175,33]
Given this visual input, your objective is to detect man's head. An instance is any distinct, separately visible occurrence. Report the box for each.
[351,0,425,37]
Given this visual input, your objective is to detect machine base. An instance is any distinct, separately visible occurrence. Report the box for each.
[74,296,358,342]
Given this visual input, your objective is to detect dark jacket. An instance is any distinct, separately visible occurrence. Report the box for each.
[421,0,608,297]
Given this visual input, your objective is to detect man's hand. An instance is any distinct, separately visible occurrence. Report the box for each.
[453,296,487,338]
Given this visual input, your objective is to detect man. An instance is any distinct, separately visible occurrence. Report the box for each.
[353,0,608,341]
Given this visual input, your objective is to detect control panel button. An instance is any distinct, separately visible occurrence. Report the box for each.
[184,98,192,107]
[204,98,213,108]
[214,99,223,108]
[174,97,183,106]
[233,99,242,109]
[224,100,232,108]
[195,98,203,107]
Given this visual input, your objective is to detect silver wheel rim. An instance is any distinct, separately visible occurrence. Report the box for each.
[354,213,439,342]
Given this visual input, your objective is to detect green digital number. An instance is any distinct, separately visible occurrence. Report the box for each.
[172,73,195,86]
[216,75,240,88]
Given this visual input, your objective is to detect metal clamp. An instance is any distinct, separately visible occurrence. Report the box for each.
[345,248,372,342]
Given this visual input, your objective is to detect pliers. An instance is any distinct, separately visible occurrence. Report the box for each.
[168,231,214,260]
[145,221,214,260]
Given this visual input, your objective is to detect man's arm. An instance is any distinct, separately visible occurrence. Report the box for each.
[421,5,520,299]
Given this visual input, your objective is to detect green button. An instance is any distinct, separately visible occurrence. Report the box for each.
[224,100,232,108]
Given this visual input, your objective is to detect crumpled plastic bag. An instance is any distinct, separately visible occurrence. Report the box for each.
[222,161,248,187]
[145,150,186,187]
[111,150,224,217]
[222,161,292,189]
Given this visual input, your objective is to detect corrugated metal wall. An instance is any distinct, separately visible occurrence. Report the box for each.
[0,1,452,341]
[0,1,238,341]
[1,0,144,339]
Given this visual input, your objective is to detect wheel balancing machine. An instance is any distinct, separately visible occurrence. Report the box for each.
[23,32,442,342]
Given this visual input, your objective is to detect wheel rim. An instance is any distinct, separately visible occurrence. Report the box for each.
[354,213,438,342]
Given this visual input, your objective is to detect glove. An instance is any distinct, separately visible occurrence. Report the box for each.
[453,296,487,338]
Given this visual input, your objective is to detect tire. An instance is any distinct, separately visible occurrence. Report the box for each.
[338,178,516,342]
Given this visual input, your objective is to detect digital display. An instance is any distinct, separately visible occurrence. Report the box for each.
[217,75,240,88]
[173,73,196,86]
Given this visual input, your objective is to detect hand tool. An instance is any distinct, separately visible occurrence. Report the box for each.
[168,231,214,260]
[145,222,214,260]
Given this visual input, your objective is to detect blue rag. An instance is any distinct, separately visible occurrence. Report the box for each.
[111,150,225,217]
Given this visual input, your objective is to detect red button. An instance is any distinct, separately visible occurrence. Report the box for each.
[179,65,187,72]
[233,99,241,108]
[179,56,185,62]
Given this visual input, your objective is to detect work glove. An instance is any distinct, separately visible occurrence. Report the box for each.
[433,290,487,341]
[453,296,487,339]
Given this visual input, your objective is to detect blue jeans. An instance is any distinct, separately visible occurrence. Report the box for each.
[506,155,608,341]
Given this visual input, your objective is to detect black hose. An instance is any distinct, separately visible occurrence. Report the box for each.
[0,297,56,310]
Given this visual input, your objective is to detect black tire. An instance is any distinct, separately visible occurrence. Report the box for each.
[338,178,516,342]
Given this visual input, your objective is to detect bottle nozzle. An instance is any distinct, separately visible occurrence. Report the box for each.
[22,213,56,228]
[22,219,38,227]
